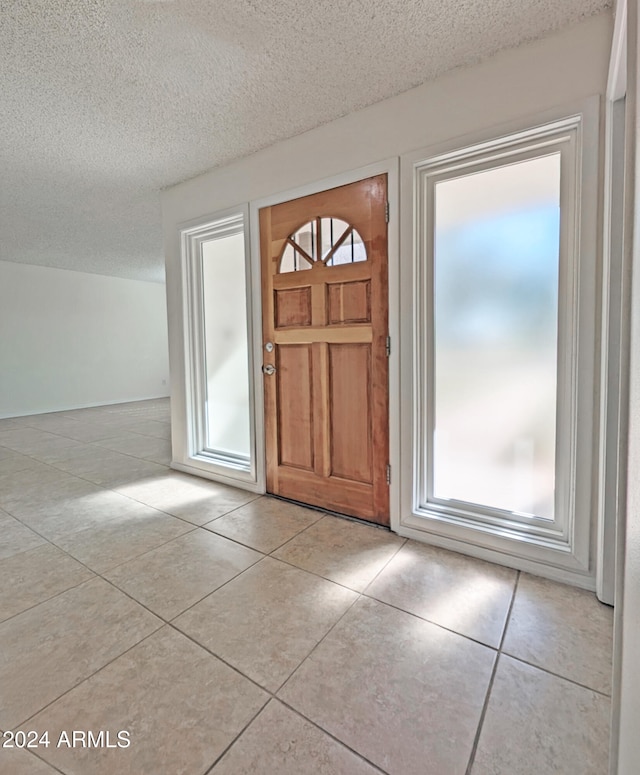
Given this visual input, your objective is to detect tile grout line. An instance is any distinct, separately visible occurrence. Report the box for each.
[0,503,202,588]
[0,528,286,715]
[0,572,100,629]
[30,751,68,775]
[1,503,464,650]
[197,491,306,528]
[268,494,392,533]
[8,536,606,703]
[34,459,168,488]
[146,536,415,722]
[266,552,385,595]
[0,418,171,441]
[276,699,391,774]
[0,454,192,529]
[466,569,612,697]
[1,525,265,657]
[2,491,498,740]
[202,695,391,775]
[13,746,68,775]
[12,623,165,732]
[497,653,613,698]
[53,524,201,576]
[357,532,408,588]
[3,539,608,754]
[358,590,502,652]
[1,484,612,720]
[174,588,389,775]
[101,482,261,531]
[201,699,274,775]
[0,517,211,628]
[6,416,171,444]
[0,465,278,738]
[0,457,273,558]
[263,510,333,555]
[0,409,172,485]
[1,405,612,771]
[464,570,521,775]
[247,533,412,766]
[6,555,282,729]
[0,725,67,774]
[19,428,171,468]
[0,435,170,474]
[161,545,396,702]
[3,420,321,557]
[165,622,275,697]
[165,554,271,624]
[1,453,399,742]
[266,515,406,592]
[267,534,408,699]
[272,591,364,696]
[0,492,294,570]
[102,492,254,532]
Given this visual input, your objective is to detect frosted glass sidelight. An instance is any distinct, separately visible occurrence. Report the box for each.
[432,154,561,519]
[201,232,251,462]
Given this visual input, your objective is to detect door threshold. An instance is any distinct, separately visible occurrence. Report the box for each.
[266,493,392,531]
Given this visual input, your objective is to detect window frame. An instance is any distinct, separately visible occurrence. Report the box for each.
[179,206,260,487]
[399,100,599,583]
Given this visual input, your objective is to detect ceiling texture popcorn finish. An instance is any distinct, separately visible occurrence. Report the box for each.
[1,0,610,282]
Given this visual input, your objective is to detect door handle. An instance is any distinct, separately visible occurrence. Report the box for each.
[262,364,276,375]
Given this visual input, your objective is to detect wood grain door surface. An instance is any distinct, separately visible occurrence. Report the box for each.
[259,175,389,524]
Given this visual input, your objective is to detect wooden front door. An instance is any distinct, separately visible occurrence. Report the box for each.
[259,175,389,525]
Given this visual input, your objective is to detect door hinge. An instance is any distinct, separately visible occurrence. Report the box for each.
[385,201,390,223]
[386,464,391,485]
[385,336,391,357]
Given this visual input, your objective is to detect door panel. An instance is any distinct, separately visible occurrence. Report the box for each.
[276,345,314,471]
[274,287,312,328]
[260,174,389,523]
[327,280,371,324]
[329,343,373,483]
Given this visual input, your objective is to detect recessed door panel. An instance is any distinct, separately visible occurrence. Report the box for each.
[274,287,312,328]
[277,344,314,471]
[329,343,373,483]
[327,280,371,324]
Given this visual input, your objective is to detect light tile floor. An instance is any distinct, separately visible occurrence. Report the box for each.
[0,399,613,774]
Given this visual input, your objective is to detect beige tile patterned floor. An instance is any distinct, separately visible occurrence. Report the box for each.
[0,399,613,774]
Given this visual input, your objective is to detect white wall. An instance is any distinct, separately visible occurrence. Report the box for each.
[162,12,611,483]
[0,261,170,417]
[162,13,611,226]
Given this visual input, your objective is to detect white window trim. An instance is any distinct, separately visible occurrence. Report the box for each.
[418,138,576,542]
[175,204,263,491]
[597,1,628,607]
[398,98,600,587]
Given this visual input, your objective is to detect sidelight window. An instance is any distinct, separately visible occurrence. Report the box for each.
[408,108,598,576]
[181,210,256,480]
[432,154,561,519]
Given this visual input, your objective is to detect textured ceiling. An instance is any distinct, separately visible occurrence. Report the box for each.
[1,0,610,283]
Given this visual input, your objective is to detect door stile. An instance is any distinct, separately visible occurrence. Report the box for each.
[370,180,391,516]
[259,205,278,495]
[312,342,331,478]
